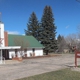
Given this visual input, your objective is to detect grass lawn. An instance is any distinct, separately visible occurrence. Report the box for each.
[17,68,80,80]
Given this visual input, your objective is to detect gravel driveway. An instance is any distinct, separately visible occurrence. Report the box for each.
[0,54,80,80]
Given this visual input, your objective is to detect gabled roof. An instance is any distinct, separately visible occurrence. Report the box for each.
[8,34,44,48]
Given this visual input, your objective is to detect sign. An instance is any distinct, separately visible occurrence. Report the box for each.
[75,51,80,67]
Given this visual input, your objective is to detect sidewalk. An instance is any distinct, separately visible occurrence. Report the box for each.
[3,60,21,64]
[0,60,21,65]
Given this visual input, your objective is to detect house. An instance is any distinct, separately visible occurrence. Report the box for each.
[0,21,44,62]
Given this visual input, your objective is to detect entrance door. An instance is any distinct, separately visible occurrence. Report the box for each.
[2,49,9,60]
[0,50,3,64]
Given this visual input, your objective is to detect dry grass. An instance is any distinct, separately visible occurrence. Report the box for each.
[17,68,80,80]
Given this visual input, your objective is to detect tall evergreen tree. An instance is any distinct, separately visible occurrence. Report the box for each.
[57,34,63,52]
[57,34,62,42]
[25,12,39,40]
[39,6,57,54]
[57,35,66,52]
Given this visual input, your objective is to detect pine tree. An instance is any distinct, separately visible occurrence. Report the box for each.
[57,34,63,52]
[57,34,62,42]
[39,6,57,54]
[25,12,39,40]
[57,35,66,52]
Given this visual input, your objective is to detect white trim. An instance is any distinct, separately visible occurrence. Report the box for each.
[27,47,45,49]
[0,46,21,49]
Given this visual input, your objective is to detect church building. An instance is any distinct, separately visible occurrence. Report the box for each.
[0,21,44,63]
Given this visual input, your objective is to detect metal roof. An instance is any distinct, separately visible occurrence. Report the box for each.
[8,34,44,48]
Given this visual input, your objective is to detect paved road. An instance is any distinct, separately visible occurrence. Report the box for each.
[0,54,80,80]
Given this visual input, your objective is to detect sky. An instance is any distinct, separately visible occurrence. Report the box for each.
[0,0,80,37]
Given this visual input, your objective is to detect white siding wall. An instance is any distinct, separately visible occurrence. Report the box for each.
[26,48,43,57]
[9,48,43,59]
[34,48,43,56]
[26,49,33,57]
[9,50,15,58]
[9,50,22,59]
[17,51,22,57]
[0,23,5,47]
[27,48,43,57]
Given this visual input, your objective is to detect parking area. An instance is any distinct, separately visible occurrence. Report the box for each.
[0,54,79,80]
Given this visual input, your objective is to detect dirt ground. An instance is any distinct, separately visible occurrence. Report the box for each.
[0,54,80,80]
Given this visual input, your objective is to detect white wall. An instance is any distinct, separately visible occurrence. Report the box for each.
[9,50,15,58]
[26,49,33,57]
[9,50,22,58]
[0,23,5,47]
[34,48,43,56]
[9,48,43,59]
[25,48,43,57]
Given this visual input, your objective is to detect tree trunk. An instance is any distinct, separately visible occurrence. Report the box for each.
[46,50,48,55]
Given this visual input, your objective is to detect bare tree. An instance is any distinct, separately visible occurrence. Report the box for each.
[65,34,77,52]
[65,34,77,45]
[75,25,80,50]
[14,36,29,57]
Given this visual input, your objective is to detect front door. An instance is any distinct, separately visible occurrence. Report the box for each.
[2,49,9,60]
